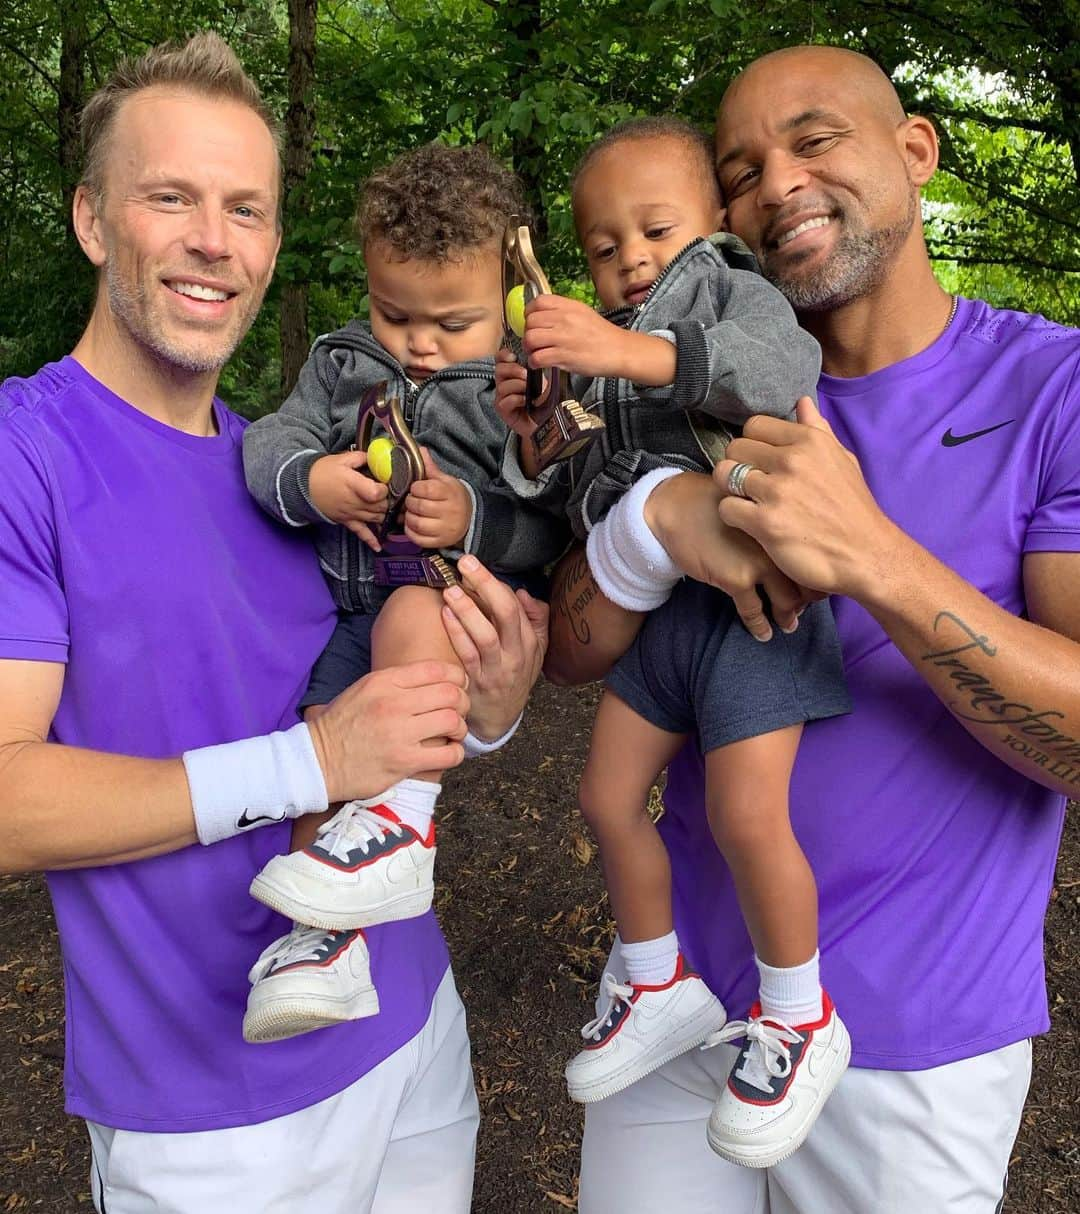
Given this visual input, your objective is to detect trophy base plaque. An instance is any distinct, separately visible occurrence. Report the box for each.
[532,399,605,467]
[374,547,458,590]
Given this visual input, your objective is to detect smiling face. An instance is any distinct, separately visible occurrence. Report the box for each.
[365,239,504,382]
[572,136,724,310]
[715,48,923,313]
[79,86,280,373]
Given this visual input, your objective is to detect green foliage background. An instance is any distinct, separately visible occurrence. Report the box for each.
[1,0,1077,417]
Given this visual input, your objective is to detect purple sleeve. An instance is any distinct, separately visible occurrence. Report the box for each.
[0,413,69,661]
[1026,356,1080,552]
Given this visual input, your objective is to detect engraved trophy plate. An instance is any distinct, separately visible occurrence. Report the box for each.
[503,220,604,470]
[355,382,459,589]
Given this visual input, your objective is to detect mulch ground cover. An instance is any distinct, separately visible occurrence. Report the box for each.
[0,679,1077,1211]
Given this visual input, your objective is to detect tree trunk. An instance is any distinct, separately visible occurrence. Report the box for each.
[57,0,88,229]
[280,0,318,399]
[504,0,546,242]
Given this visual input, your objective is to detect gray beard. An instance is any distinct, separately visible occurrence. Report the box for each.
[105,261,247,374]
[762,190,917,314]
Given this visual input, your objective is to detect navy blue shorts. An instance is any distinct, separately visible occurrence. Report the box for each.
[300,568,549,710]
[605,580,851,753]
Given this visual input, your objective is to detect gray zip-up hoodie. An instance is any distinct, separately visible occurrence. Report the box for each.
[243,322,568,613]
[501,234,821,539]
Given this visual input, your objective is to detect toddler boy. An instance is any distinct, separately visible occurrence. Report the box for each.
[242,143,564,1044]
[496,117,851,1168]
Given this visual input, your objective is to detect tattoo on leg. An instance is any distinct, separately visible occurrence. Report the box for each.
[922,611,1080,771]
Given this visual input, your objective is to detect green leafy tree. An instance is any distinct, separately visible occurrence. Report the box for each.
[1,0,1076,412]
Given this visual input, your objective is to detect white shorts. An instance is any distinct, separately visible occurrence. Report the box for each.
[580,1024,1031,1214]
[87,968,478,1214]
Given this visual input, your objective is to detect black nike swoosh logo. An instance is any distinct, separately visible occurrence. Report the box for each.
[236,808,286,830]
[941,420,1014,447]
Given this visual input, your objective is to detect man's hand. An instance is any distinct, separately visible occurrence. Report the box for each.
[643,471,815,640]
[494,348,535,439]
[523,294,676,386]
[404,448,473,550]
[441,555,548,741]
[308,452,389,550]
[714,397,901,599]
[305,660,469,802]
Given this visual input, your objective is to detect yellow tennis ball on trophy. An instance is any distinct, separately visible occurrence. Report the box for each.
[366,436,396,484]
[505,284,527,337]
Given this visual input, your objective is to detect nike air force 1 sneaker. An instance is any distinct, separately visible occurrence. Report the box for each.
[243,924,379,1043]
[249,802,435,929]
[565,956,727,1103]
[703,993,851,1168]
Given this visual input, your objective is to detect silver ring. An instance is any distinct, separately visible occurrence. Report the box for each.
[727,462,756,499]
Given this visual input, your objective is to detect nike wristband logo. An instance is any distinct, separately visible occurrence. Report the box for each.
[941,420,1014,447]
[236,808,287,830]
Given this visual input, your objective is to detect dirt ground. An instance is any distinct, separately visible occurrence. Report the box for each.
[0,679,1077,1212]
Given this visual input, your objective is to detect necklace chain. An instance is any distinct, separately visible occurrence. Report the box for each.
[945,293,959,329]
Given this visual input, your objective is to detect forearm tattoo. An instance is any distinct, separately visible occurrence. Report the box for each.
[552,551,596,647]
[922,610,1080,786]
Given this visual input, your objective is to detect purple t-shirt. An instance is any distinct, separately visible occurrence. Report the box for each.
[0,357,450,1131]
[664,297,1080,1070]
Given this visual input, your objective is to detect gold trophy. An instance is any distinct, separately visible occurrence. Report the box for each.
[503,221,604,470]
[355,381,458,589]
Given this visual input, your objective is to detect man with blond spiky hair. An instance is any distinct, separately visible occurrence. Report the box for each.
[0,32,542,1212]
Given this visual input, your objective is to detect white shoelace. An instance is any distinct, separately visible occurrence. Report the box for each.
[580,972,636,1041]
[253,922,336,978]
[316,799,404,863]
[702,1014,805,1094]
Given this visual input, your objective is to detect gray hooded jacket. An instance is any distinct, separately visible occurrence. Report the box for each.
[244,322,568,613]
[501,234,821,538]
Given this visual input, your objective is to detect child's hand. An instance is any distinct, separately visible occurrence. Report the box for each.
[494,348,535,438]
[308,451,389,551]
[524,294,676,387]
[522,294,618,378]
[404,448,473,550]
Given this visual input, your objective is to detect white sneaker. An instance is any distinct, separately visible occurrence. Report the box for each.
[243,923,379,1044]
[703,993,851,1168]
[565,956,727,1103]
[249,801,436,930]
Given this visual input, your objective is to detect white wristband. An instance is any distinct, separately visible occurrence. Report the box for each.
[585,468,684,611]
[182,722,329,846]
[462,711,523,757]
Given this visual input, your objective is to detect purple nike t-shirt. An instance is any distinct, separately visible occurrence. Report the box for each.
[0,357,450,1131]
[664,298,1080,1070]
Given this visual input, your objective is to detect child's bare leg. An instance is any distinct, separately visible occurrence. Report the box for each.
[705,724,822,1021]
[247,586,451,938]
[327,583,461,846]
[370,585,460,783]
[566,690,726,1103]
[579,691,687,945]
[287,588,454,851]
[702,725,850,1165]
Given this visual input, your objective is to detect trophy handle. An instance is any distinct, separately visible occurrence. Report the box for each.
[502,219,604,471]
[354,381,459,589]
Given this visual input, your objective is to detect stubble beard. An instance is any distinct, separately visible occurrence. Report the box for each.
[105,258,263,375]
[760,186,918,314]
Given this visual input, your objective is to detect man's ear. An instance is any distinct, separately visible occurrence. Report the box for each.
[266,225,283,285]
[72,185,107,268]
[897,115,938,188]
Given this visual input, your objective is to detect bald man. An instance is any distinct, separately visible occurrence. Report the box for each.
[547,45,1080,1213]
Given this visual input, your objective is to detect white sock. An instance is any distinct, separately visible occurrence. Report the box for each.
[620,931,680,986]
[756,951,823,1026]
[380,778,440,840]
